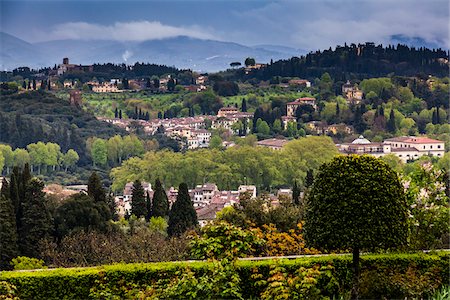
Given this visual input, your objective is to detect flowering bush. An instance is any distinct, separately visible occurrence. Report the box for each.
[403,162,449,249]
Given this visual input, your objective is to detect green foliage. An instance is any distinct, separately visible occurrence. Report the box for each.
[403,162,449,249]
[54,193,111,239]
[19,178,53,259]
[1,252,448,300]
[111,136,338,192]
[304,155,408,252]
[0,193,18,270]
[148,217,168,237]
[0,281,19,300]
[130,180,146,218]
[87,171,106,203]
[190,222,264,259]
[10,256,46,270]
[168,183,197,236]
[151,179,169,218]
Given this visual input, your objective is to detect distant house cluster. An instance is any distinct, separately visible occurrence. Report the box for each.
[115,181,259,226]
[337,135,445,162]
[57,58,93,76]
[342,80,363,104]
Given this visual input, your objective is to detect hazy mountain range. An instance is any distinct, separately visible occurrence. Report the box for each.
[0,32,304,72]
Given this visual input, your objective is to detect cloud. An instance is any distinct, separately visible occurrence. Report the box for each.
[48,20,214,41]
[234,0,449,50]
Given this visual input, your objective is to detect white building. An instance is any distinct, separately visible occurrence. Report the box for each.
[338,136,445,162]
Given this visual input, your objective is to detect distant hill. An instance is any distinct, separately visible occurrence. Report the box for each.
[242,42,449,81]
[0,33,302,72]
[0,90,125,165]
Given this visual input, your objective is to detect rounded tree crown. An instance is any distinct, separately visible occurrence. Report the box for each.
[304,155,408,251]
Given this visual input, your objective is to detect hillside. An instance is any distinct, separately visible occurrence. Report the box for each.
[0,33,301,72]
[241,42,449,80]
[0,90,125,164]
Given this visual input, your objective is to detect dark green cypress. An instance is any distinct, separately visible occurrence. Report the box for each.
[305,169,315,188]
[387,109,397,133]
[241,98,247,112]
[19,178,52,258]
[131,180,147,218]
[168,182,197,237]
[107,191,118,221]
[151,179,169,218]
[292,180,301,205]
[146,191,152,221]
[0,193,18,270]
[87,172,106,203]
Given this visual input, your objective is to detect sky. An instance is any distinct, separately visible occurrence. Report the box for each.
[1,0,449,51]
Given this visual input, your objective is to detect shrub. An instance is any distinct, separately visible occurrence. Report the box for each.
[10,256,46,270]
[0,252,448,300]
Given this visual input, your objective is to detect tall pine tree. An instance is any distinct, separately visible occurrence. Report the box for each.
[241,98,247,112]
[131,180,147,218]
[146,192,152,221]
[168,183,197,237]
[151,179,169,218]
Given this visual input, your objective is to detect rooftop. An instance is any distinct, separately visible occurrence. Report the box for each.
[385,136,443,144]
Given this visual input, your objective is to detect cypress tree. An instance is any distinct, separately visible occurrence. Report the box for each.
[432,109,437,124]
[242,98,247,112]
[119,110,122,119]
[151,179,169,218]
[19,178,52,258]
[0,193,18,270]
[336,102,340,121]
[305,169,315,188]
[9,168,20,226]
[292,180,300,205]
[131,180,147,218]
[114,107,118,118]
[107,191,118,221]
[27,81,31,90]
[146,192,152,220]
[387,109,397,133]
[436,107,440,124]
[32,79,36,90]
[87,172,106,203]
[168,182,197,237]
[22,81,26,89]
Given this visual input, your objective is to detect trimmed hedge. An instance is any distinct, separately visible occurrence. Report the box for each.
[1,251,449,299]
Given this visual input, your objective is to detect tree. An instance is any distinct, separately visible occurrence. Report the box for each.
[387,109,397,133]
[54,193,111,239]
[87,172,106,203]
[244,57,256,67]
[91,138,107,167]
[167,78,176,91]
[168,183,197,236]
[131,180,147,218]
[0,181,18,269]
[304,155,408,299]
[292,180,300,205]
[256,119,270,135]
[209,135,223,149]
[146,192,152,221]
[62,149,79,171]
[114,107,119,118]
[241,98,247,112]
[304,169,314,188]
[151,179,169,218]
[230,62,241,68]
[19,178,52,258]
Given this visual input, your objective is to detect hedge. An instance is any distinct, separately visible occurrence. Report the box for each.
[1,251,449,299]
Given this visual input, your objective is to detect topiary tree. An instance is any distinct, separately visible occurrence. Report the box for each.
[304,155,408,299]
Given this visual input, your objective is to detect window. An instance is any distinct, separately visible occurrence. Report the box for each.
[430,145,433,149]
[423,146,426,149]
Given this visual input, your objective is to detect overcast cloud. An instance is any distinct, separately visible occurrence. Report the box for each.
[1,0,448,50]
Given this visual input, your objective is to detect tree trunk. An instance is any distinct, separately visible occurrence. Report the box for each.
[351,248,360,300]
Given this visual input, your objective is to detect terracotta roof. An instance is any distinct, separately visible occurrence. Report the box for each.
[385,136,443,144]
[391,147,420,152]
[257,138,289,148]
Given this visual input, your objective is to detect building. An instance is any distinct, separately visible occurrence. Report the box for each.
[281,116,297,130]
[238,185,257,198]
[217,106,239,118]
[384,136,445,160]
[256,138,289,150]
[190,183,219,208]
[342,81,363,104]
[288,79,311,88]
[57,58,93,76]
[92,83,120,93]
[69,90,82,107]
[286,97,317,117]
[338,135,445,162]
